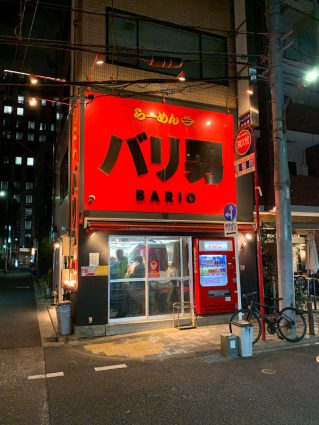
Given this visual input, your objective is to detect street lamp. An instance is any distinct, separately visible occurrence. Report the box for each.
[226,87,254,113]
[304,66,319,85]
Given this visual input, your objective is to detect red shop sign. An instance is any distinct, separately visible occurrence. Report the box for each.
[83,94,236,215]
[234,129,252,156]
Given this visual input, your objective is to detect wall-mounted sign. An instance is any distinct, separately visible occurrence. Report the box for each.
[239,111,251,128]
[199,240,233,251]
[224,203,237,221]
[83,94,236,215]
[224,221,238,236]
[89,252,99,266]
[234,129,252,156]
[234,153,255,177]
[81,265,108,277]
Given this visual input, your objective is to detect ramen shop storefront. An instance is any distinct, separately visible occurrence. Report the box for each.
[74,93,239,337]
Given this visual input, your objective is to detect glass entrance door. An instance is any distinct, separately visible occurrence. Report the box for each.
[108,236,192,321]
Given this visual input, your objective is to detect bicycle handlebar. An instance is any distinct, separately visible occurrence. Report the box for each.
[242,292,258,299]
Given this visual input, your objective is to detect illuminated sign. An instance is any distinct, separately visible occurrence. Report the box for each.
[83,94,235,214]
[235,129,252,156]
[199,240,233,251]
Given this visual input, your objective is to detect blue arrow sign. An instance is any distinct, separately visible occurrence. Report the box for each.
[224,203,237,221]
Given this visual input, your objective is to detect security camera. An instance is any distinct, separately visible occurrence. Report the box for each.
[88,194,95,205]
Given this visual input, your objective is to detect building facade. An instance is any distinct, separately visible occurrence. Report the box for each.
[53,0,259,337]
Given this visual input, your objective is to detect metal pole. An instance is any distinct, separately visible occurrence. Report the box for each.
[268,0,295,308]
[234,231,242,312]
[252,128,266,340]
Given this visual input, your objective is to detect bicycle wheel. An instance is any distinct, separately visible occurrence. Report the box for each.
[278,307,307,342]
[229,309,262,345]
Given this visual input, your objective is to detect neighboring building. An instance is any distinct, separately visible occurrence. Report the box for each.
[53,0,258,338]
[0,1,71,272]
[246,0,319,298]
[0,75,56,268]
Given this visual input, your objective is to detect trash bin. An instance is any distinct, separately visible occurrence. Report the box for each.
[230,320,253,357]
[220,333,239,358]
[56,301,72,335]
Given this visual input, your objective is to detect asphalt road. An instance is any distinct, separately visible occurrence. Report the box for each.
[1,272,319,425]
[0,271,41,349]
[41,344,319,425]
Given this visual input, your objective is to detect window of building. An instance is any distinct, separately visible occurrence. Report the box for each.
[4,156,9,164]
[27,157,34,166]
[39,135,46,142]
[28,121,35,129]
[40,122,46,131]
[26,195,33,204]
[41,100,46,106]
[3,117,12,127]
[24,233,32,245]
[4,105,13,114]
[60,150,68,201]
[288,161,297,175]
[16,132,23,140]
[25,220,32,230]
[17,107,24,116]
[26,182,33,190]
[28,133,34,142]
[14,181,21,189]
[51,123,55,131]
[16,118,23,128]
[17,96,24,104]
[56,112,63,120]
[25,208,32,216]
[15,156,22,165]
[0,181,8,189]
[14,194,20,202]
[4,130,11,140]
[106,9,228,82]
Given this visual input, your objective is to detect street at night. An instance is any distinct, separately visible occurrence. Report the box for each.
[1,1,319,424]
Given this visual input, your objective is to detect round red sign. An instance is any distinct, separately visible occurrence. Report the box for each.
[235,129,252,155]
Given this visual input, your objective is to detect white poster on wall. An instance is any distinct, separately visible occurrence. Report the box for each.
[89,252,99,267]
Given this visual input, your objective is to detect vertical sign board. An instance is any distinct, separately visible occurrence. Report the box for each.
[223,203,242,311]
[83,94,236,215]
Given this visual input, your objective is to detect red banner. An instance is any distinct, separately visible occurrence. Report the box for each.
[83,94,235,215]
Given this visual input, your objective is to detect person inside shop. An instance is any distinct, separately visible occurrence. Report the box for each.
[128,256,145,315]
[130,256,145,280]
[110,249,129,317]
[110,249,128,280]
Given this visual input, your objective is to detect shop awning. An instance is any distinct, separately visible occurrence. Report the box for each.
[84,219,255,234]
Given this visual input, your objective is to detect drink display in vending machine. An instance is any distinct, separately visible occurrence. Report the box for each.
[193,238,238,314]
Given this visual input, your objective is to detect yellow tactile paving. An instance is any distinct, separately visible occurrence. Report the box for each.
[83,340,165,358]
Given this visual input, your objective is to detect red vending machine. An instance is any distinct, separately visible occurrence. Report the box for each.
[193,238,238,314]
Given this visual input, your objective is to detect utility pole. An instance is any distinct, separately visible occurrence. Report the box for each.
[268,0,295,307]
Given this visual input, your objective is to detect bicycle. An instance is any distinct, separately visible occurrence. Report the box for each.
[229,292,307,344]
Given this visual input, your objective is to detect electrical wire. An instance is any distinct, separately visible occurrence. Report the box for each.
[0,0,274,37]
[12,0,27,68]
[21,0,40,70]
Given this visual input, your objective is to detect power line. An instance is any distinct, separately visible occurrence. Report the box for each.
[0,0,273,37]
[21,0,40,70]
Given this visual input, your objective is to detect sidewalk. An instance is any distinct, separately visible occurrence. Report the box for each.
[34,279,319,360]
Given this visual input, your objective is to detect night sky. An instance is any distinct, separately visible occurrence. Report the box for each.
[0,0,70,77]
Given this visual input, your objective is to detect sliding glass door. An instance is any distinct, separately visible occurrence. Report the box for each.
[108,236,192,321]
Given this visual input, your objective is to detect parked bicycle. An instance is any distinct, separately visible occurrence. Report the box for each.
[229,292,307,344]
